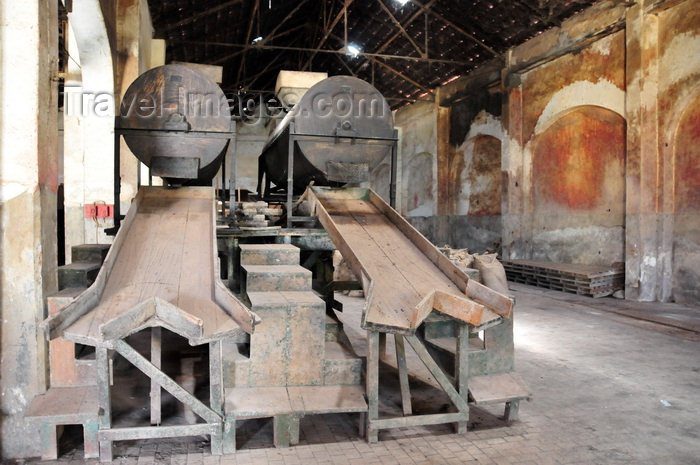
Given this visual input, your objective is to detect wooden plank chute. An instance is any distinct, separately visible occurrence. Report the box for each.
[307,186,512,334]
[42,187,258,347]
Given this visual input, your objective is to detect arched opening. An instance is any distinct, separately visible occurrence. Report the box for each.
[531,105,626,264]
[451,134,501,216]
[403,152,434,216]
[672,94,700,304]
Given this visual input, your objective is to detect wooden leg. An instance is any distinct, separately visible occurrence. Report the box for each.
[378,332,387,358]
[367,331,379,443]
[455,324,470,433]
[289,415,301,446]
[222,416,236,454]
[358,412,366,438]
[394,334,412,416]
[404,335,470,415]
[96,347,113,462]
[150,327,162,426]
[273,414,291,448]
[39,422,58,460]
[504,400,520,422]
[83,420,99,459]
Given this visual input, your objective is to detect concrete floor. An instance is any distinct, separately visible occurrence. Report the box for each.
[30,282,699,465]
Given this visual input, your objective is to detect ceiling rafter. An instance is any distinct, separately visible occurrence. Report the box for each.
[375,0,425,58]
[236,0,260,85]
[302,0,354,71]
[163,0,244,33]
[410,0,499,57]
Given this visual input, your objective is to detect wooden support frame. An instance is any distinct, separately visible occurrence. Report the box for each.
[375,0,426,58]
[91,339,223,459]
[365,328,471,442]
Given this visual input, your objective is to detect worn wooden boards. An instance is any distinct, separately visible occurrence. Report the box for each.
[307,187,512,333]
[45,187,257,347]
[502,259,624,298]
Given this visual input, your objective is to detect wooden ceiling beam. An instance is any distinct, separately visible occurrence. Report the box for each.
[410,0,499,57]
[236,0,260,85]
[163,0,244,33]
[375,0,425,58]
[205,24,308,65]
[375,0,436,55]
[366,55,432,94]
[302,0,354,71]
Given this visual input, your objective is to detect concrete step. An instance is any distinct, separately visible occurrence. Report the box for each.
[239,244,300,266]
[325,315,341,342]
[243,265,312,293]
[58,262,100,290]
[422,312,456,340]
[323,341,363,385]
[71,243,110,265]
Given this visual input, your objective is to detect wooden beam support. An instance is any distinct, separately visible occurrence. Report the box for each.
[365,55,432,94]
[394,334,412,416]
[404,334,470,414]
[164,0,244,32]
[236,0,260,86]
[96,347,112,462]
[376,0,425,58]
[374,0,437,55]
[366,331,379,443]
[207,24,307,65]
[455,323,469,433]
[302,0,354,71]
[114,339,221,424]
[99,423,218,441]
[150,327,162,426]
[370,412,468,429]
[410,0,499,57]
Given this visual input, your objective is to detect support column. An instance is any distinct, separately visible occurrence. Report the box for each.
[0,0,58,458]
[625,3,661,301]
[501,56,526,260]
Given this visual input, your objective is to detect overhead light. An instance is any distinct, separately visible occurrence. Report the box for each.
[252,36,263,44]
[345,43,362,58]
[396,0,410,5]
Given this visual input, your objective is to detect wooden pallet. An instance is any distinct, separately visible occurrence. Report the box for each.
[502,259,624,298]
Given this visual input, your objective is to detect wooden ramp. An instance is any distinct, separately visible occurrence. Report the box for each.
[43,187,258,347]
[307,187,513,334]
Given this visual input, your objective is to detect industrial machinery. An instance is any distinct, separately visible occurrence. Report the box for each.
[27,67,528,461]
[258,75,395,194]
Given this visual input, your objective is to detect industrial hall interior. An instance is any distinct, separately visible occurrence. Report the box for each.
[0,0,698,463]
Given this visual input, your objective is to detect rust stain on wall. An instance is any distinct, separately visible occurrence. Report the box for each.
[521,31,625,142]
[533,106,625,210]
[674,99,700,213]
[468,135,502,215]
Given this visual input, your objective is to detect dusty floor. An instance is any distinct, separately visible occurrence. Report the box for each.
[29,282,699,465]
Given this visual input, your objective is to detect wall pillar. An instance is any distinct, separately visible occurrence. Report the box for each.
[625,3,661,301]
[501,58,526,260]
[0,0,59,457]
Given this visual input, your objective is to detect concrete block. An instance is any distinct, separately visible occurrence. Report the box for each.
[243,265,312,292]
[71,243,110,265]
[323,342,363,385]
[240,244,300,266]
[57,262,100,290]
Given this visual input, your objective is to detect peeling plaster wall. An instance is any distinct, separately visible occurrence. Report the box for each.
[448,110,503,251]
[393,102,441,242]
[657,1,700,303]
[0,0,58,457]
[513,31,627,265]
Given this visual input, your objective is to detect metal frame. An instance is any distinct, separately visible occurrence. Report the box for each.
[111,118,238,232]
[280,122,399,228]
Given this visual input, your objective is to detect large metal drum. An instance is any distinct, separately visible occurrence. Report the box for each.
[120,64,231,184]
[260,76,393,191]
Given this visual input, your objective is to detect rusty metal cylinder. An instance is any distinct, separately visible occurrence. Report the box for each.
[120,64,231,184]
[260,76,394,191]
